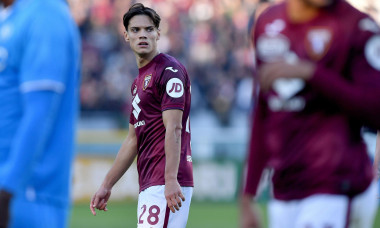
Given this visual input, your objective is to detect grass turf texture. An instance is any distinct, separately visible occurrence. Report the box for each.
[70,200,380,228]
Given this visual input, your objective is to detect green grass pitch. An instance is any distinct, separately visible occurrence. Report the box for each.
[70,200,380,228]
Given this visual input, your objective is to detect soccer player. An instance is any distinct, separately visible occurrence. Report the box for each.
[0,0,81,227]
[241,0,380,227]
[90,3,193,228]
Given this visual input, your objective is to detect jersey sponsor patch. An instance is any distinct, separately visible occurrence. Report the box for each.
[272,78,305,100]
[365,35,380,71]
[257,34,290,62]
[143,74,152,90]
[134,120,145,128]
[132,94,141,119]
[166,78,184,98]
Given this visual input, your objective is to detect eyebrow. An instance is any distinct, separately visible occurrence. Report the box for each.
[130,26,155,29]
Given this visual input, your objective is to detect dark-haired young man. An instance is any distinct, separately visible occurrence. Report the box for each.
[241,0,380,227]
[90,3,193,228]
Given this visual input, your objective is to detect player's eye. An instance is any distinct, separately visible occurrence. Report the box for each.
[130,28,138,33]
[146,27,154,32]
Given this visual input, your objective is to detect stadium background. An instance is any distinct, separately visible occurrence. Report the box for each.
[66,0,380,227]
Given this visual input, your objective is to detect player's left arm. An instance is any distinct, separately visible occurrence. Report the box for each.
[163,109,186,213]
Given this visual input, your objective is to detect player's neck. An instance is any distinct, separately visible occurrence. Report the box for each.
[136,50,160,69]
[286,0,320,23]
[1,0,14,8]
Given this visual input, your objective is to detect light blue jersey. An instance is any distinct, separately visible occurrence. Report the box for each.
[0,0,80,225]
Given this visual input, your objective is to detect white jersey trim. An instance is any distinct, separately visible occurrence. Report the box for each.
[20,80,65,94]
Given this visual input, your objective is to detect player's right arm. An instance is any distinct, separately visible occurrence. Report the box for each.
[90,124,137,216]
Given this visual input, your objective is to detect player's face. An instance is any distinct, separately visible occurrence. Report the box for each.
[125,15,160,58]
[302,0,335,8]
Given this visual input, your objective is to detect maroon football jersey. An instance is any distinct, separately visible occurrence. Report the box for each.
[244,0,380,200]
[129,53,193,192]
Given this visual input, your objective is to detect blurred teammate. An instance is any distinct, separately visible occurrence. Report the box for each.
[90,3,193,228]
[241,0,380,227]
[0,0,81,227]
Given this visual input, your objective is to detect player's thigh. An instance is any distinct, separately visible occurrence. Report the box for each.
[137,185,193,228]
[268,199,298,228]
[296,194,349,228]
[350,181,378,228]
[9,197,68,228]
[137,185,169,228]
[166,186,193,228]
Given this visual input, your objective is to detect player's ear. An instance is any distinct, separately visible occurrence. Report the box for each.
[156,28,160,41]
[124,31,130,42]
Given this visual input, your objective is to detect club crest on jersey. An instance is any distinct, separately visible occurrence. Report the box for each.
[305,28,332,60]
[143,74,152,90]
[166,78,184,98]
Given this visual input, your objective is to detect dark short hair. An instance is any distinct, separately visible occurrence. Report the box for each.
[123,3,161,31]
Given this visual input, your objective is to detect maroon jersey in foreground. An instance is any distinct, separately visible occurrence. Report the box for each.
[245,0,380,200]
[129,53,193,192]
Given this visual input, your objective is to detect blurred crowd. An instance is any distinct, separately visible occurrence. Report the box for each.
[68,0,379,127]
[69,0,256,126]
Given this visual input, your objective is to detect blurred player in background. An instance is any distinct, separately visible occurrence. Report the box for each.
[0,0,81,227]
[241,0,380,227]
[90,3,193,228]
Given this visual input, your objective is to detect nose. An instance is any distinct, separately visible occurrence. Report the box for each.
[138,30,148,39]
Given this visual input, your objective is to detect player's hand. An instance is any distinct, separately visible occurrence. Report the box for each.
[240,194,262,228]
[90,185,112,216]
[258,60,315,92]
[165,180,185,213]
[0,189,12,228]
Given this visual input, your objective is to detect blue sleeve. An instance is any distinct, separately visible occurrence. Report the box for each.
[0,91,61,193]
[19,9,71,93]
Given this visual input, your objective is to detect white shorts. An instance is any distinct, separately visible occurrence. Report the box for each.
[268,181,378,228]
[137,185,193,228]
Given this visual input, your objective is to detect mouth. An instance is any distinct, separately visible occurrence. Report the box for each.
[138,42,149,47]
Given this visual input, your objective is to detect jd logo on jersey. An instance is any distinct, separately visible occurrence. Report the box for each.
[166,78,184,98]
[143,74,152,90]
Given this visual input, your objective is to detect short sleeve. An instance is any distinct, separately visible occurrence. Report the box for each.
[19,11,71,94]
[350,17,380,86]
[159,65,187,111]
